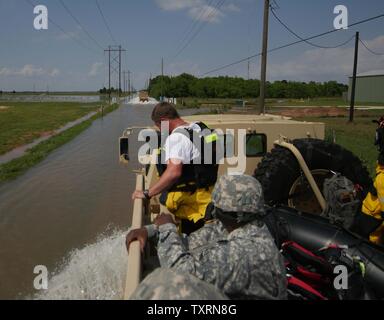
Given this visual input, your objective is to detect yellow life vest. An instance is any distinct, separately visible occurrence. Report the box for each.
[361,164,384,244]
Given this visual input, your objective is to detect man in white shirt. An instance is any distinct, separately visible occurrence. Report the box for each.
[132,102,218,234]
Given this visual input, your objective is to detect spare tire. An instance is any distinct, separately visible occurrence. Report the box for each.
[254,138,372,214]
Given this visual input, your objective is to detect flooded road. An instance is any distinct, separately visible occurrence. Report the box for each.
[0,102,201,299]
[0,103,146,299]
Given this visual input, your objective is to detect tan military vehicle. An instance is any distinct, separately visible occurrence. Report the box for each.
[119,113,372,299]
[139,91,149,103]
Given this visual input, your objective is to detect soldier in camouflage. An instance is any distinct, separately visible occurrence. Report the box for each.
[156,175,286,299]
[130,267,228,300]
[126,175,287,300]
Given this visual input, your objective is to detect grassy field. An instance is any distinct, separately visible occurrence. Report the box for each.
[178,97,384,109]
[293,112,384,177]
[0,101,100,155]
[0,103,119,183]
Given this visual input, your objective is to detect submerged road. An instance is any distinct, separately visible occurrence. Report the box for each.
[0,103,151,299]
[0,101,202,299]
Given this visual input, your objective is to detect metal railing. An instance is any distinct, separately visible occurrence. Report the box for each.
[123,174,144,299]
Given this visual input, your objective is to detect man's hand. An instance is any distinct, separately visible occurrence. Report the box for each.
[132,190,145,200]
[126,228,148,253]
[154,213,176,227]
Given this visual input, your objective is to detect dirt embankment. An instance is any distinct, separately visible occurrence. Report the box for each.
[278,107,347,118]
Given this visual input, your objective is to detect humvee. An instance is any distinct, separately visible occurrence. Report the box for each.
[139,91,149,103]
[119,113,379,299]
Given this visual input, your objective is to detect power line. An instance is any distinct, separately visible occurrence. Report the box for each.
[172,0,227,61]
[172,0,217,57]
[201,13,384,76]
[95,0,118,45]
[24,0,98,54]
[270,7,355,49]
[359,39,384,55]
[58,0,104,50]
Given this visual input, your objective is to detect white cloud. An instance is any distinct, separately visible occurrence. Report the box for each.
[265,35,384,83]
[222,3,240,12]
[188,5,224,23]
[88,62,104,77]
[155,0,239,23]
[55,27,82,41]
[155,0,199,11]
[0,64,60,77]
[209,35,384,83]
[50,68,60,77]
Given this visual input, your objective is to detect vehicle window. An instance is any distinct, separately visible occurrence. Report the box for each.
[246,134,267,157]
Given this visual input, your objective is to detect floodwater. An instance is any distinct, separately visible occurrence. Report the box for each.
[0,101,201,300]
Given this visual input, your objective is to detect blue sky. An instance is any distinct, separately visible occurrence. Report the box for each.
[0,0,383,91]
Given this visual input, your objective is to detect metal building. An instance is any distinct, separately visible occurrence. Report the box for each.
[348,70,384,103]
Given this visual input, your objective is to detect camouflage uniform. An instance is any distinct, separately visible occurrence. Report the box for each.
[157,175,288,300]
[130,267,228,300]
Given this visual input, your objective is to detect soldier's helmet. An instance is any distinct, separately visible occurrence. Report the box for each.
[130,268,228,300]
[211,174,265,223]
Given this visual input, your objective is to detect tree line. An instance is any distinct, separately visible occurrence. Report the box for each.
[148,73,348,99]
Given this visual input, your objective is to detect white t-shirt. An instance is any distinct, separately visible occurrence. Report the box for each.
[164,122,201,164]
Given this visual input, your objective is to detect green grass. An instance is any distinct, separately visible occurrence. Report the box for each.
[0,101,100,155]
[268,97,384,107]
[0,103,119,183]
[294,111,384,177]
[177,97,384,109]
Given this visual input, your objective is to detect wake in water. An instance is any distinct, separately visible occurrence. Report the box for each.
[125,95,159,105]
[34,229,129,300]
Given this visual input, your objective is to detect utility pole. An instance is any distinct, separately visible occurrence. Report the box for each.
[349,32,359,123]
[123,71,126,94]
[104,45,126,102]
[161,57,164,100]
[247,58,250,80]
[123,70,130,93]
[128,71,131,97]
[108,46,111,102]
[259,0,270,114]
[119,45,122,97]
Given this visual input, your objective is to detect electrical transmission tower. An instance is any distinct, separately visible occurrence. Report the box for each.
[104,45,126,101]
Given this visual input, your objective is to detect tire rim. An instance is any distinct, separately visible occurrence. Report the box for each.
[288,169,336,214]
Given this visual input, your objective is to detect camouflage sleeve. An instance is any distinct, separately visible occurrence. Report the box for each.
[188,220,227,250]
[157,223,203,275]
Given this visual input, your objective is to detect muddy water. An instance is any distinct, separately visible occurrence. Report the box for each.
[0,103,202,299]
[0,104,144,299]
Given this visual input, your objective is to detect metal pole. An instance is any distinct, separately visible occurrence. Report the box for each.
[259,0,270,114]
[349,32,359,123]
[119,46,122,97]
[128,71,131,97]
[161,57,164,99]
[108,46,111,103]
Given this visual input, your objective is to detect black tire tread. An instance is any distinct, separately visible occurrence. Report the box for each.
[254,138,372,207]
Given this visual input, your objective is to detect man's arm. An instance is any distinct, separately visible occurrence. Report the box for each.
[153,214,219,287]
[132,159,182,199]
[154,214,203,275]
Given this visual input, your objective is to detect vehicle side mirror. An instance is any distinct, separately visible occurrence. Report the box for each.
[119,136,129,163]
